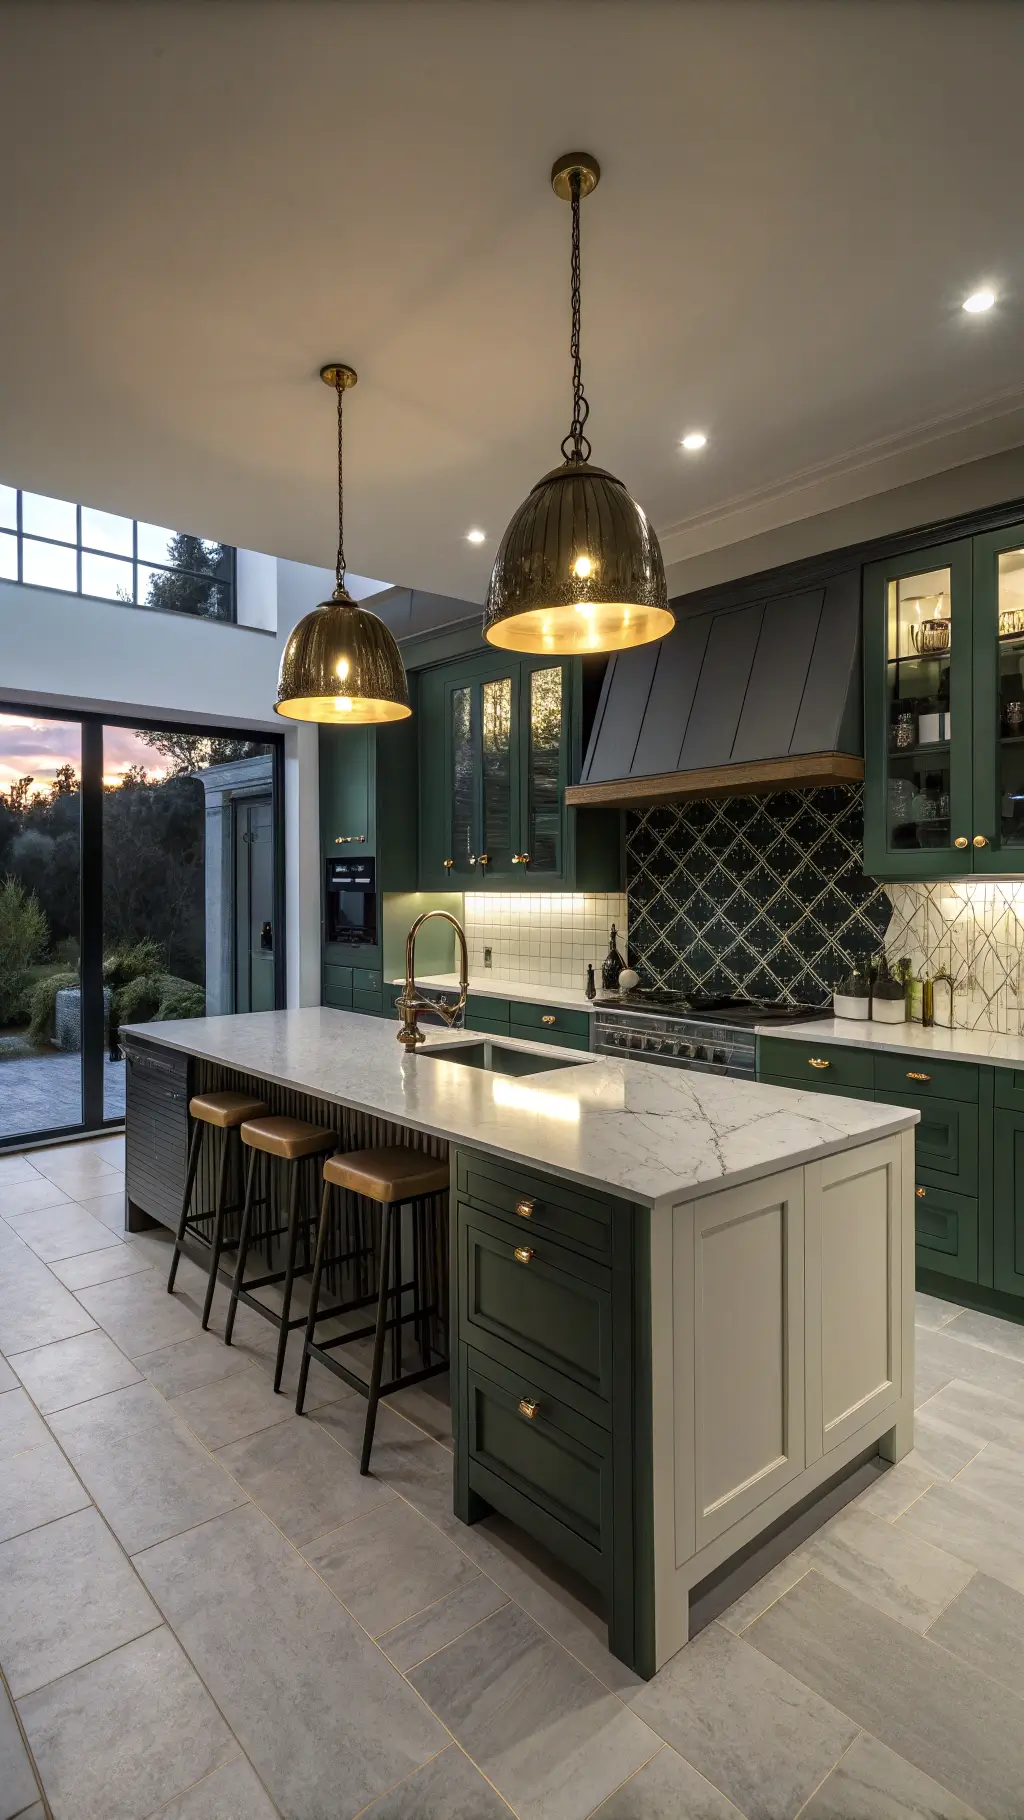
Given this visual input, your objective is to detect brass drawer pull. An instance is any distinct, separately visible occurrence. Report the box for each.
[515,1197,535,1218]
[519,1397,539,1419]
[954,836,969,849]
[514,1245,535,1264]
[541,1015,556,1026]
[973,835,988,849]
[906,1071,931,1082]
[443,858,454,870]
[512,853,530,864]
[916,1186,926,1199]
[808,1058,831,1070]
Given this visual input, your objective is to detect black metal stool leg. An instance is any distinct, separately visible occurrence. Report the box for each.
[391,1198,402,1382]
[224,1145,258,1346]
[167,1117,204,1293]
[361,1199,395,1475]
[296,1179,332,1415]
[273,1159,303,1393]
[201,1125,232,1331]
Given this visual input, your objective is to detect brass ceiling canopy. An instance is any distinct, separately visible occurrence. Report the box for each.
[275,365,411,725]
[483,154,672,657]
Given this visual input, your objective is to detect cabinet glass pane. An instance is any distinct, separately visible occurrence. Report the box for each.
[451,684,475,873]
[885,567,953,852]
[997,549,1024,845]
[481,676,513,864]
[528,665,562,872]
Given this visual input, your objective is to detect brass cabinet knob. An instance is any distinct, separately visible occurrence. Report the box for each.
[478,853,490,867]
[518,1397,539,1419]
[514,1245,535,1265]
[335,834,368,844]
[916,1186,926,1199]
[906,1071,931,1081]
[515,1197,535,1219]
[443,858,455,870]
[512,853,530,865]
[541,1015,556,1026]
[808,1057,831,1070]
[973,835,988,848]
[954,836,969,849]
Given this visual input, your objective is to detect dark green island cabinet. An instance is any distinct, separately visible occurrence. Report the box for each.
[758,1034,1024,1311]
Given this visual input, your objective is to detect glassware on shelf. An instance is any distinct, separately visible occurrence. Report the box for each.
[890,707,917,751]
[1004,698,1024,737]
[910,618,951,655]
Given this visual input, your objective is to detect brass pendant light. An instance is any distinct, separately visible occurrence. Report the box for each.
[275,365,411,724]
[484,154,673,656]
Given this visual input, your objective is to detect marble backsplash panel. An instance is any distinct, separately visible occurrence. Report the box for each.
[885,881,1024,1031]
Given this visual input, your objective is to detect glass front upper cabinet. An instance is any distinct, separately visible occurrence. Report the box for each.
[970,525,1024,872]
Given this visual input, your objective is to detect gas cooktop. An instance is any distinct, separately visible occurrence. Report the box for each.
[593,991,828,1027]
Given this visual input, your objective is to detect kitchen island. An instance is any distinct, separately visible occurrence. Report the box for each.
[123,1007,918,1676]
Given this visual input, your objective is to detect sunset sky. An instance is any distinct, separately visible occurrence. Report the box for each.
[0,712,173,794]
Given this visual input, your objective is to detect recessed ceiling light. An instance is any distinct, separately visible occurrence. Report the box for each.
[466,528,486,544]
[963,289,996,313]
[681,431,707,451]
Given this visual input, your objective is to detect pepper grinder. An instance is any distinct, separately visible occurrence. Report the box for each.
[585,963,596,1001]
[601,924,624,993]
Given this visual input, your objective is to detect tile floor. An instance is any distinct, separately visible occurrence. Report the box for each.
[2,1141,1024,1818]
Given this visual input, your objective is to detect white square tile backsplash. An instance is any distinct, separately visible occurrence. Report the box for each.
[463,893,627,992]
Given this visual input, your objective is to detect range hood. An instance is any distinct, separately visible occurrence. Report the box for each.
[566,568,863,808]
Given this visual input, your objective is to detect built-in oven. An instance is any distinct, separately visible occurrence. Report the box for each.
[325,856,377,947]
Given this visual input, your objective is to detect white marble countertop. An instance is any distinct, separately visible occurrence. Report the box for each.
[126,1009,916,1213]
[756,1017,1024,1071]
[392,973,598,1013]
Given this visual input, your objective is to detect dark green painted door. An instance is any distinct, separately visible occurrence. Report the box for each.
[993,1107,1024,1295]
[319,725,371,854]
[914,1182,979,1283]
[971,520,1024,874]
[520,660,568,880]
[863,538,974,880]
[235,797,275,1012]
[874,1088,978,1194]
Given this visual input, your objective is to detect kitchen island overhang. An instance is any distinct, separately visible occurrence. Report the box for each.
[122,1008,918,1676]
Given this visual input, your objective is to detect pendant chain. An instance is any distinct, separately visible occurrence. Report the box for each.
[561,169,592,464]
[334,374,347,596]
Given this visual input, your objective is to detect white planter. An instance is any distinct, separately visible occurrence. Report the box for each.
[833,995,870,1020]
[871,998,907,1024]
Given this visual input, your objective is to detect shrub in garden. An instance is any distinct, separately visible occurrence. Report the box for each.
[26,970,78,1045]
[0,876,50,1027]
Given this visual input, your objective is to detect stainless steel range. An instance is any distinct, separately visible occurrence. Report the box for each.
[592,991,829,1077]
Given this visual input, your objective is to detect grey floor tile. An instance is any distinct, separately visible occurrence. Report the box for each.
[915,1378,1024,1448]
[30,1152,121,1191]
[629,1620,856,1820]
[384,1375,453,1451]
[896,1477,1024,1594]
[0,1505,160,1696]
[799,1506,973,1632]
[143,1755,279,1819]
[746,1569,1024,1817]
[915,1326,1024,1407]
[0,1434,90,1541]
[10,1327,141,1413]
[0,1155,41,1187]
[912,1413,987,1479]
[0,1388,49,1462]
[135,1329,255,1399]
[215,1413,392,1548]
[312,1392,454,1486]
[0,1678,39,1820]
[73,1269,207,1358]
[949,1437,1024,1514]
[0,1355,15,1393]
[915,1292,965,1332]
[0,1262,97,1354]
[941,1305,1024,1364]
[18,1624,236,1820]
[357,1744,513,1817]
[800,1732,982,1820]
[927,1572,1024,1696]
[49,1242,149,1290]
[853,1457,938,1521]
[304,1495,481,1636]
[76,1189,129,1237]
[408,1601,659,1820]
[378,1574,510,1671]
[915,1356,955,1409]
[718,1554,813,1635]
[172,1365,295,1450]
[5,1202,123,1263]
[135,1501,448,1820]
[589,1745,744,1819]
[49,1379,247,1554]
[0,1179,72,1219]
[10,1806,42,1819]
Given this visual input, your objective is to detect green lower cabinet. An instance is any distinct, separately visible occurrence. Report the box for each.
[914,1182,979,1282]
[993,1108,1024,1296]
[758,1072,874,1102]
[874,1089,978,1195]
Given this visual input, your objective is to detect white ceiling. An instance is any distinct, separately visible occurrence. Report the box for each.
[2,0,1024,609]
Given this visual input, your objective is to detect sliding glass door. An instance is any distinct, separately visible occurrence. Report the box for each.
[0,707,283,1147]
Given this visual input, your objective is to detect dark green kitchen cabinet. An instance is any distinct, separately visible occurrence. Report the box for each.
[417,651,621,891]
[864,515,1024,880]
[993,1107,1024,1296]
[319,716,418,1001]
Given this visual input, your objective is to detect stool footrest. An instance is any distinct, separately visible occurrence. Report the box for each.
[305,1341,447,1403]
[234,1287,308,1333]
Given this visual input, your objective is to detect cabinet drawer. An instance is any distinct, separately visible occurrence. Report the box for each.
[914,1182,978,1283]
[323,964,353,1010]
[353,989,383,1016]
[514,1027,590,1053]
[874,1053,978,1104]
[455,1149,613,1261]
[468,994,511,1022]
[465,1012,511,1037]
[757,1037,872,1092]
[465,1353,611,1569]
[353,968,382,993]
[875,1090,978,1194]
[758,1073,875,1104]
[993,1068,1024,1113]
[458,1204,611,1422]
[510,1002,591,1040]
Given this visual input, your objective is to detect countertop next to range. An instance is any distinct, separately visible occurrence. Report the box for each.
[124,1008,916,1214]
[391,973,598,1012]
[756,1016,1024,1071]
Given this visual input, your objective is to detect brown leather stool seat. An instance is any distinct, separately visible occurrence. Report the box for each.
[167,1091,269,1328]
[188,1091,268,1129]
[240,1115,338,1160]
[323,1146,450,1204]
[297,1146,450,1474]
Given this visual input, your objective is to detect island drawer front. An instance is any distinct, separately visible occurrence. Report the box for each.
[757,1038,872,1091]
[465,1012,510,1036]
[757,1073,875,1104]
[353,968,382,993]
[458,1205,612,1421]
[468,994,512,1022]
[509,1002,592,1040]
[323,964,353,1009]
[993,1069,1024,1113]
[874,1054,978,1104]
[455,1150,613,1261]
[465,1352,611,1565]
[913,1183,979,1282]
[875,1090,978,1195]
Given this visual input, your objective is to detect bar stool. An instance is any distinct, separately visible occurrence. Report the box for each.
[295,1145,450,1474]
[224,1115,337,1391]
[167,1090,269,1330]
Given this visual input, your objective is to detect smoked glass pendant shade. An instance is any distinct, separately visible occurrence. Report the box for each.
[483,459,672,655]
[275,590,411,724]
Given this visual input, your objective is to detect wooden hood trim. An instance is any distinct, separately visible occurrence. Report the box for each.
[565,751,864,809]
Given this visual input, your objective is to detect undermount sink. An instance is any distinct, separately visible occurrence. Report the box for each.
[418,1039,594,1078]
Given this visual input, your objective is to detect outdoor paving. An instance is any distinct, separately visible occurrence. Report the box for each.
[0,1055,125,1139]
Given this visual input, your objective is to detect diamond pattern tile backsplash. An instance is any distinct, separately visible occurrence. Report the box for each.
[625,786,892,1006]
